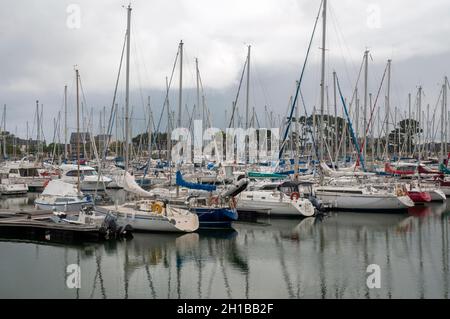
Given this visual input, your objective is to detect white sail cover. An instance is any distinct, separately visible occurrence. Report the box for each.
[42,180,79,196]
[320,162,375,177]
[113,170,155,197]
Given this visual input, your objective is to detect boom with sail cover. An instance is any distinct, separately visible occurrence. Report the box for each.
[175,171,217,192]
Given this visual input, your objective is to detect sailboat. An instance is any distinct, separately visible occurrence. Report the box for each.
[236,183,316,217]
[314,179,414,211]
[94,5,199,233]
[35,68,94,211]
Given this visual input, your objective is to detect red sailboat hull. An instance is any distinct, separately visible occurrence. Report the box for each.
[385,163,415,175]
[417,165,442,176]
[407,191,432,203]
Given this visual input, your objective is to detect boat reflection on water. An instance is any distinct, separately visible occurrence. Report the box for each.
[408,205,433,217]
[0,196,30,209]
[0,200,449,298]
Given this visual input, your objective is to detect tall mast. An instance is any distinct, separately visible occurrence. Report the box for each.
[166,76,171,162]
[76,68,81,194]
[408,93,411,156]
[319,0,327,162]
[36,100,40,159]
[124,4,132,172]
[369,93,374,163]
[147,96,153,161]
[418,86,422,162]
[294,83,299,180]
[426,103,430,157]
[393,106,397,158]
[178,40,183,128]
[245,45,251,129]
[385,59,391,159]
[64,85,68,160]
[363,50,369,162]
[26,121,29,156]
[441,81,445,160]
[3,105,6,159]
[115,103,119,156]
[442,76,448,160]
[196,58,200,120]
[333,71,338,164]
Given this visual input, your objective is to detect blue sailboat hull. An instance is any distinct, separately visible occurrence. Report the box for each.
[193,207,238,229]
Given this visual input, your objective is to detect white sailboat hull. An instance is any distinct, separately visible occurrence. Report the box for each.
[35,200,91,212]
[429,189,446,201]
[315,191,413,211]
[237,191,315,217]
[95,206,199,233]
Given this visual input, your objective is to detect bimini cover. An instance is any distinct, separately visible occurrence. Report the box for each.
[176,171,217,192]
[42,180,79,197]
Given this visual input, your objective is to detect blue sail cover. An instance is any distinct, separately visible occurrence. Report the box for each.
[175,171,217,192]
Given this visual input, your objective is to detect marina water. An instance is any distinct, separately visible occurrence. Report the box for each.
[0,193,449,299]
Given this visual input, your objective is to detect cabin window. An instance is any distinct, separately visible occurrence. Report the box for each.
[82,170,97,176]
[19,168,39,177]
[66,170,79,177]
[319,189,363,194]
[261,185,277,190]
[10,169,19,174]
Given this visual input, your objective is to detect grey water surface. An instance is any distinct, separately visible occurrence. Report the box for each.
[0,193,448,299]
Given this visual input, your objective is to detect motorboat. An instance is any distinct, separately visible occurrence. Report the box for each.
[0,179,28,195]
[0,160,51,191]
[59,164,112,191]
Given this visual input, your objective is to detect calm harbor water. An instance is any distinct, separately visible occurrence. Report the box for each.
[0,194,449,299]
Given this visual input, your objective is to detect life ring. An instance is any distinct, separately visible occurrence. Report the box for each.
[290,192,300,201]
[151,202,163,214]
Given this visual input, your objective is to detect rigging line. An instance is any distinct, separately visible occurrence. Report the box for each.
[336,72,365,171]
[328,2,359,85]
[254,110,261,128]
[143,48,180,178]
[334,53,365,159]
[103,33,127,161]
[78,74,91,149]
[132,37,148,135]
[228,56,248,128]
[278,0,323,159]
[357,61,389,168]
[253,58,271,110]
[430,88,443,142]
[299,88,320,161]
[151,47,179,141]
[130,19,152,118]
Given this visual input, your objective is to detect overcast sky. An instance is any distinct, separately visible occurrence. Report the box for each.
[1,0,449,142]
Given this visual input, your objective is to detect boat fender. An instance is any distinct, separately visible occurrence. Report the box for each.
[290,192,300,201]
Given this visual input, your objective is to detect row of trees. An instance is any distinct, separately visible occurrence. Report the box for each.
[291,115,421,155]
